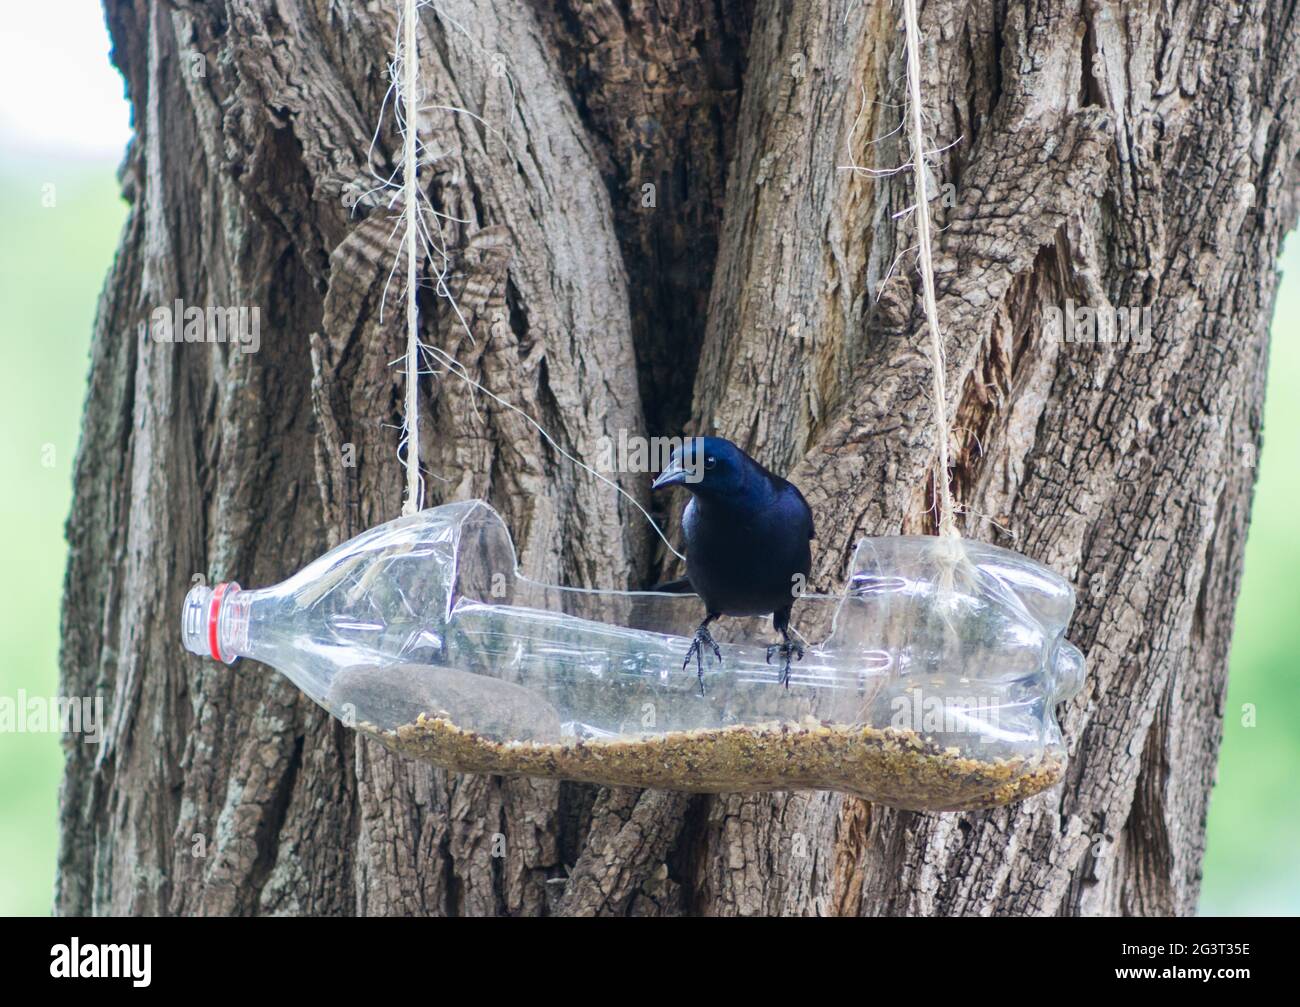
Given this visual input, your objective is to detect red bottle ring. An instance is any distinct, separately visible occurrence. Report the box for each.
[208,582,230,663]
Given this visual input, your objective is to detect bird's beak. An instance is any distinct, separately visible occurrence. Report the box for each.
[651,458,688,491]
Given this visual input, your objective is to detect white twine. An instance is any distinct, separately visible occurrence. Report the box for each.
[382,2,685,560]
[902,0,958,539]
[400,0,423,516]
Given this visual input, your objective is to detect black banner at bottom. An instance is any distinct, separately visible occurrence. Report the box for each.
[0,915,1287,991]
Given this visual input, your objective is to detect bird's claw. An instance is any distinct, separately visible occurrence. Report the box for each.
[684,626,722,695]
[766,639,804,688]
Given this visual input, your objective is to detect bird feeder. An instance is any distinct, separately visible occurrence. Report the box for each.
[181,500,1085,812]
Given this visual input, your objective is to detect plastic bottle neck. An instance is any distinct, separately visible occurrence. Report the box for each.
[181,582,251,664]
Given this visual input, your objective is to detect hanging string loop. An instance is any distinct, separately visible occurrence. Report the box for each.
[901,0,959,539]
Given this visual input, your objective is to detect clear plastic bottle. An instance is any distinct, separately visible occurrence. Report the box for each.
[182,501,1085,811]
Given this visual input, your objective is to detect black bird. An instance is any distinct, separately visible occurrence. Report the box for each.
[651,436,814,690]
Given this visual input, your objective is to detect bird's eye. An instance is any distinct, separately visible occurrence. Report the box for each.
[705,455,716,469]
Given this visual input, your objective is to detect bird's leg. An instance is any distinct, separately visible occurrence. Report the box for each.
[684,613,722,695]
[766,617,804,688]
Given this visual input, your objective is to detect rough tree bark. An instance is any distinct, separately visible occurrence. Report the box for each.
[57,0,1298,916]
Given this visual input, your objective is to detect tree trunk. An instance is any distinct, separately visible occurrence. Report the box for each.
[57,0,1298,916]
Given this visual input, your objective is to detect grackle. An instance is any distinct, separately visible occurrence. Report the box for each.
[651,436,814,692]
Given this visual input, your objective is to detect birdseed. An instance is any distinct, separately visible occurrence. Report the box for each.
[358,713,1064,812]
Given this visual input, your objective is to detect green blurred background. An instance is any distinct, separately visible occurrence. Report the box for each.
[0,4,1296,916]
